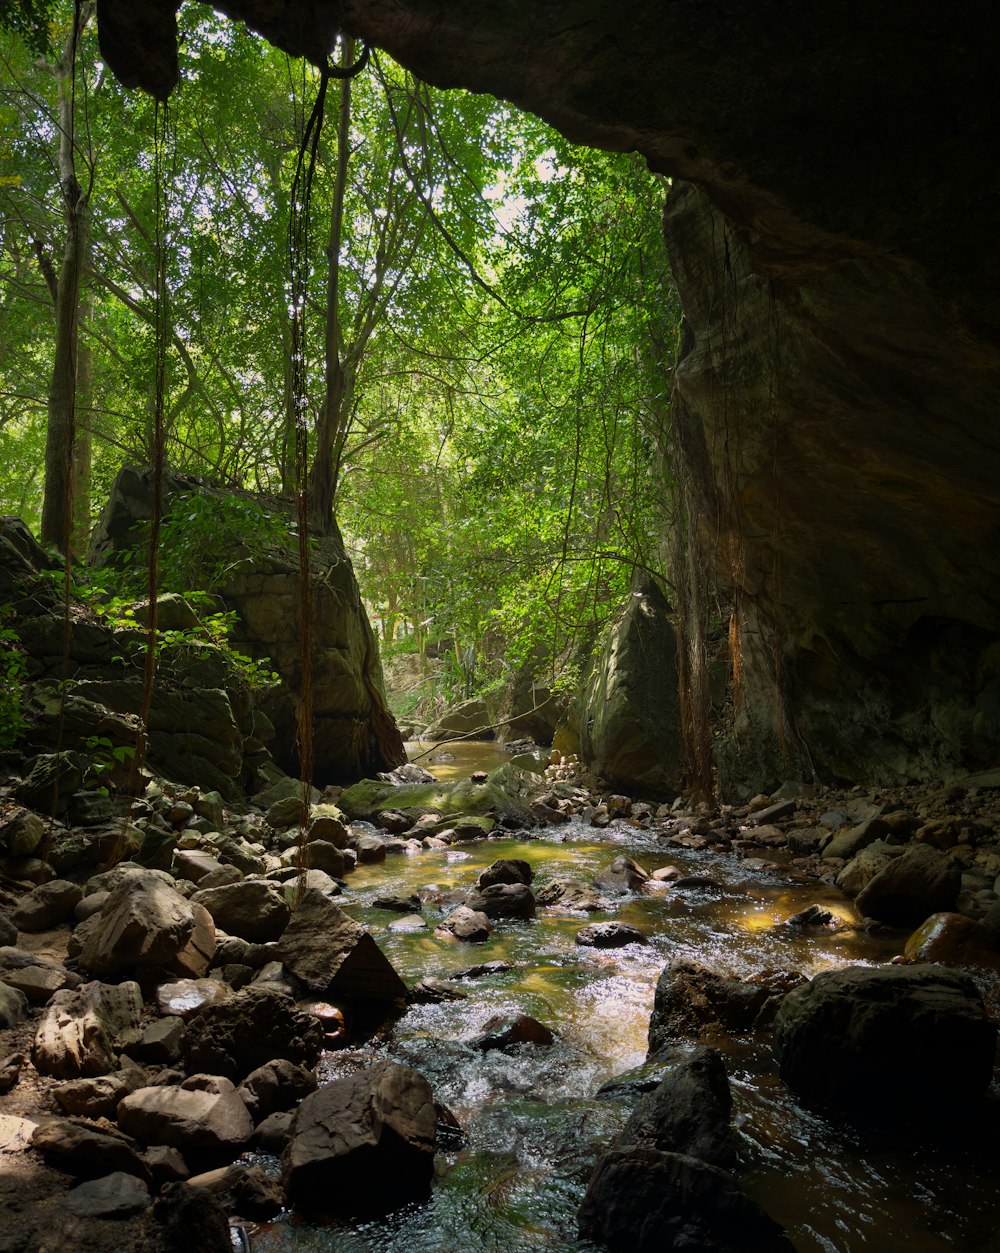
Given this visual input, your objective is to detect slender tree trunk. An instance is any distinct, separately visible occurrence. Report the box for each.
[72,290,93,552]
[39,6,93,553]
[309,36,356,531]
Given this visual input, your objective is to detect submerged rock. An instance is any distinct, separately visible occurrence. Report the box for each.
[576,922,648,948]
[595,854,649,896]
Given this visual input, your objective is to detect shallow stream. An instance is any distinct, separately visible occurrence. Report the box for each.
[253,744,1000,1253]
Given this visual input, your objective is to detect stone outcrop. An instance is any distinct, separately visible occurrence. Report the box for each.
[575,577,681,795]
[88,466,404,783]
[78,869,215,980]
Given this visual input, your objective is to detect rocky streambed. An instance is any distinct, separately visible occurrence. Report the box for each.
[1,747,1000,1252]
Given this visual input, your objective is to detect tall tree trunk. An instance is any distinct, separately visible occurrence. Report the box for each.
[39,5,93,553]
[309,36,356,531]
[72,289,93,553]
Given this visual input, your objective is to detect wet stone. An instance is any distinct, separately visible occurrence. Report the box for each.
[576,922,648,948]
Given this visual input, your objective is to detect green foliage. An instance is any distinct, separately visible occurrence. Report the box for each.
[82,734,135,792]
[0,8,679,715]
[0,0,58,56]
[112,492,297,596]
[0,604,27,748]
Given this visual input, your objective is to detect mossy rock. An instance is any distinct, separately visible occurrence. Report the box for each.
[338,776,534,827]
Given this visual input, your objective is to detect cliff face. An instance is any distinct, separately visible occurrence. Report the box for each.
[94,1,1000,790]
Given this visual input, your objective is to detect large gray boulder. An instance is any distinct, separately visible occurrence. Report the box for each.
[278,889,407,1001]
[282,1062,436,1215]
[181,985,324,1082]
[79,869,215,979]
[772,964,996,1113]
[575,576,681,795]
[617,1045,736,1169]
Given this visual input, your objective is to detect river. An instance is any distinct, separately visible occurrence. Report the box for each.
[251,743,1000,1253]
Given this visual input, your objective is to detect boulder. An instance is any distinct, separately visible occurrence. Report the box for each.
[118,1074,254,1157]
[855,843,961,925]
[181,985,324,1081]
[903,911,1000,971]
[648,961,804,1055]
[616,1045,736,1169]
[0,960,72,1003]
[821,814,891,861]
[576,922,648,948]
[435,906,493,942]
[278,888,407,1001]
[192,880,290,942]
[62,1171,151,1218]
[11,879,83,931]
[772,964,997,1113]
[578,1146,793,1253]
[236,1058,317,1122]
[78,870,215,978]
[32,980,144,1079]
[54,1067,147,1118]
[465,881,535,919]
[534,875,608,912]
[0,980,28,1028]
[575,576,681,795]
[149,1180,233,1252]
[156,978,232,1020]
[32,1118,149,1180]
[129,1015,186,1065]
[282,1061,436,1214]
[835,840,897,896]
[0,807,46,857]
[595,854,649,896]
[476,858,533,889]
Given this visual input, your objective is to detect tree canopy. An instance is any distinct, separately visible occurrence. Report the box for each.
[0,2,679,714]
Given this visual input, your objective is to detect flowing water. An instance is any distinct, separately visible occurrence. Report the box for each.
[252,745,1000,1253]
